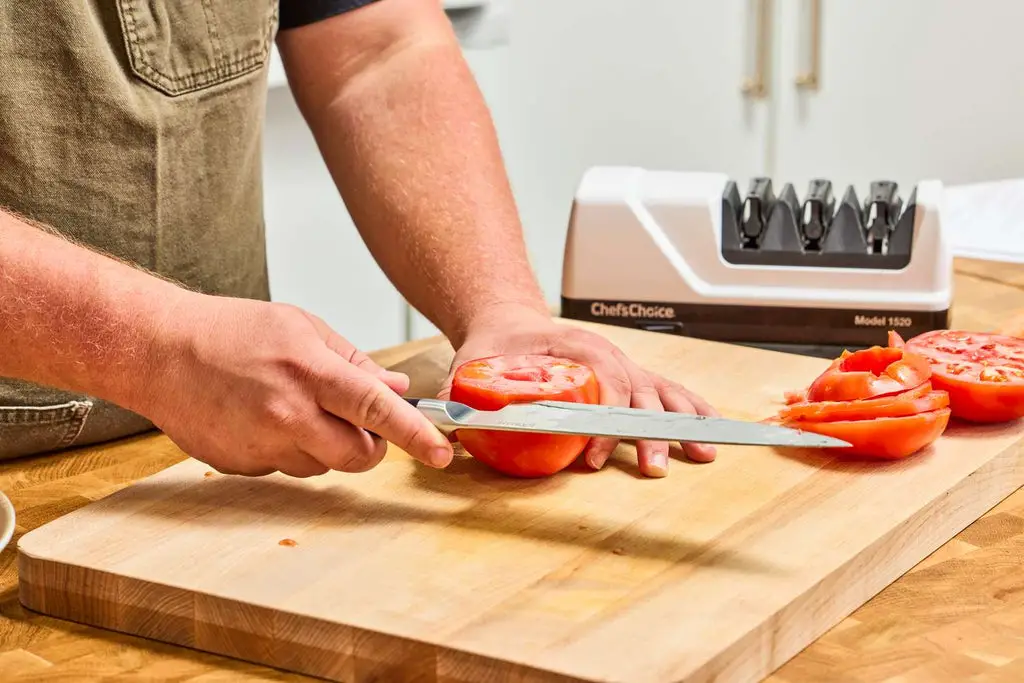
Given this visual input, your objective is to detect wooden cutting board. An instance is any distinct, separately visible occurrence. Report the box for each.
[16,321,1024,683]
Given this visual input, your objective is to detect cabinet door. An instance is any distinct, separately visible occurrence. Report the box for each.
[409,0,774,341]
[506,0,773,302]
[774,0,1024,198]
[262,87,406,352]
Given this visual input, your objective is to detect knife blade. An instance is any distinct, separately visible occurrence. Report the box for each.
[405,398,850,448]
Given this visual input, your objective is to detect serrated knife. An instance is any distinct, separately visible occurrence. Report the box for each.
[405,398,850,448]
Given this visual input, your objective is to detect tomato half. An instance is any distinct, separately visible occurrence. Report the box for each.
[778,382,949,422]
[450,354,600,477]
[904,330,1024,422]
[805,344,931,402]
[780,408,951,459]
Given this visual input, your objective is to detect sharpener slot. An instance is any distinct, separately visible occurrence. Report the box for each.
[863,180,902,256]
[800,179,834,252]
[740,178,775,249]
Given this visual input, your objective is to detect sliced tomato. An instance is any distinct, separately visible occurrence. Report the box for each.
[805,344,931,403]
[781,408,951,459]
[904,329,1024,422]
[888,330,906,348]
[450,354,600,477]
[778,382,948,422]
[783,389,807,405]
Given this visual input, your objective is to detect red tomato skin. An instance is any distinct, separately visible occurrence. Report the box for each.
[450,355,600,478]
[783,408,951,460]
[926,374,1024,423]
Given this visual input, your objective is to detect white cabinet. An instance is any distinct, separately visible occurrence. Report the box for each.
[504,0,773,300]
[773,0,1024,195]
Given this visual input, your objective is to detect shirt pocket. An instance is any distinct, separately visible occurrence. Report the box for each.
[0,400,93,461]
[114,0,279,96]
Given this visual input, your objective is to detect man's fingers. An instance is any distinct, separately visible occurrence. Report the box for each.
[276,449,331,478]
[347,349,410,394]
[379,370,411,394]
[626,368,670,478]
[659,381,717,463]
[672,382,720,418]
[299,411,389,473]
[579,357,632,471]
[335,341,411,396]
[316,359,453,468]
[304,310,411,395]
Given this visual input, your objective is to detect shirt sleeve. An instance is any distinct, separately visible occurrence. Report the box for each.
[279,0,383,30]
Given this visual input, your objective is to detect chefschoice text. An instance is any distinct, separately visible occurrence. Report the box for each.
[590,301,676,319]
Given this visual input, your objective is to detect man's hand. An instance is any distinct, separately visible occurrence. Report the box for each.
[275,0,720,477]
[438,305,719,478]
[137,294,455,477]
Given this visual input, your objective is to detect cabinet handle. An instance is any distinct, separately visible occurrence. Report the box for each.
[795,0,821,90]
[741,0,772,99]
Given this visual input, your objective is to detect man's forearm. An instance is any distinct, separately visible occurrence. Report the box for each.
[0,210,185,410]
[280,9,549,348]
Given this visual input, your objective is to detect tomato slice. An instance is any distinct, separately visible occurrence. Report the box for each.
[780,408,951,459]
[805,344,931,403]
[783,389,807,405]
[450,354,600,477]
[778,382,948,422]
[904,330,1024,422]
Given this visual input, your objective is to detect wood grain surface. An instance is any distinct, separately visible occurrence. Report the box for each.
[0,260,1021,682]
[9,259,1024,683]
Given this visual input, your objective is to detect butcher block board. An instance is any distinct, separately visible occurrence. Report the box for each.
[16,321,1024,683]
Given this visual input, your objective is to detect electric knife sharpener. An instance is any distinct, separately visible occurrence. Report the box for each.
[559,166,953,359]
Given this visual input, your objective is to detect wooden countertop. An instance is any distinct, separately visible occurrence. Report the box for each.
[1,258,1023,682]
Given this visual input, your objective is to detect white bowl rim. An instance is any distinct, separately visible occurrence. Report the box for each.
[0,490,15,552]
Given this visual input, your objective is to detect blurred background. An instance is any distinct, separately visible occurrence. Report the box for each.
[261,0,1024,351]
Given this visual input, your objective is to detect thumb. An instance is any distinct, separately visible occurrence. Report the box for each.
[435,367,463,443]
[436,370,455,401]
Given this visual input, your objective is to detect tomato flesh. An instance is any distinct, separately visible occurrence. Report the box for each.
[450,354,600,477]
[905,330,1024,423]
[778,383,948,423]
[786,408,951,460]
[805,344,931,402]
[772,331,950,459]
